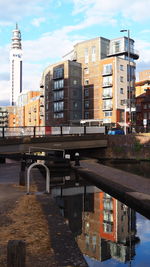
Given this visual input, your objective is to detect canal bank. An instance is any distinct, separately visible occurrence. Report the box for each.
[104,134,150,160]
[0,163,87,267]
[73,160,150,220]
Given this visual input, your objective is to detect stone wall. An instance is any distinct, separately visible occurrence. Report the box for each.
[104,134,150,159]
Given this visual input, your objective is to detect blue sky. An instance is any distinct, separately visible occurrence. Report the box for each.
[0,0,150,105]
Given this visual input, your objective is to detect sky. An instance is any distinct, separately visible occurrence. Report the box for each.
[0,0,150,105]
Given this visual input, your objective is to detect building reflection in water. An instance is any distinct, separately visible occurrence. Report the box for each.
[52,184,140,265]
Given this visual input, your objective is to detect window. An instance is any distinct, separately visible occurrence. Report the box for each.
[85,88,89,96]
[53,90,64,101]
[84,48,88,63]
[120,65,124,71]
[84,79,89,85]
[103,99,112,110]
[103,199,113,210]
[73,80,77,85]
[114,40,121,53]
[103,76,112,87]
[53,67,64,79]
[103,211,113,222]
[54,79,64,89]
[120,88,124,94]
[46,103,49,110]
[53,101,64,112]
[73,102,78,108]
[84,68,89,74]
[103,88,112,98]
[54,113,64,118]
[144,112,147,119]
[92,236,97,252]
[103,64,112,75]
[85,235,90,250]
[103,223,113,233]
[85,111,89,119]
[120,100,124,105]
[120,76,123,82]
[91,46,96,62]
[73,113,78,119]
[144,104,147,109]
[85,100,89,109]
[104,111,112,117]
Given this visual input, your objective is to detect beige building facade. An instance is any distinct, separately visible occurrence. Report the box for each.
[63,36,138,127]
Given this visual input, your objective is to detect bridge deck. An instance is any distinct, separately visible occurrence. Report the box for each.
[0,134,107,153]
[73,160,150,219]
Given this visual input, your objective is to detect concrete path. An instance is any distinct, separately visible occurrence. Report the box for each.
[73,160,150,220]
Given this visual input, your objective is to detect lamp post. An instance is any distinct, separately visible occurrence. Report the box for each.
[120,29,131,132]
[82,66,88,119]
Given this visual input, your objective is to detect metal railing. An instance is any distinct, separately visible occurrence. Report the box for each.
[0,125,106,138]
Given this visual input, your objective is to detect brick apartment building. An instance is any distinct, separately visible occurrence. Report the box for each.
[135,70,150,129]
[42,36,139,127]
[41,60,82,126]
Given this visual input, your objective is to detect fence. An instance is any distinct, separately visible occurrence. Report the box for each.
[0,126,106,138]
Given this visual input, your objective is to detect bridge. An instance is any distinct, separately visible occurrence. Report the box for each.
[0,134,107,154]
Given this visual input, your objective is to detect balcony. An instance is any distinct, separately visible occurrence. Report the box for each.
[108,48,139,60]
[40,104,44,107]
[102,93,113,99]
[102,70,113,76]
[102,105,113,111]
[102,82,112,88]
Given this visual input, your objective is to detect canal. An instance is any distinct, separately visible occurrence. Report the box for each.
[50,163,150,267]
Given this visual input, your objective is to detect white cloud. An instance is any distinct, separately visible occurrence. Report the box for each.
[0,0,42,21]
[0,80,10,103]
[31,17,46,27]
[72,0,150,24]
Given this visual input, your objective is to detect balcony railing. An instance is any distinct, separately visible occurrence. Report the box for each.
[108,48,139,60]
[102,93,113,99]
[102,82,112,87]
[102,105,113,111]
[102,70,113,76]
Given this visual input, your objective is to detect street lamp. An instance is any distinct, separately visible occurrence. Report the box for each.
[82,66,88,119]
[120,29,131,132]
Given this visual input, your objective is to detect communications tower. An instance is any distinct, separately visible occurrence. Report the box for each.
[10,23,22,105]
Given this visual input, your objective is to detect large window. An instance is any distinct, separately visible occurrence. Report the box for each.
[103,76,112,87]
[53,90,64,101]
[84,48,88,64]
[85,111,89,119]
[53,67,64,79]
[85,88,89,96]
[113,40,121,53]
[54,113,64,118]
[85,100,89,108]
[103,64,112,75]
[54,79,64,89]
[103,222,113,233]
[53,101,64,112]
[104,111,112,117]
[103,99,112,110]
[91,46,96,62]
[103,87,112,98]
